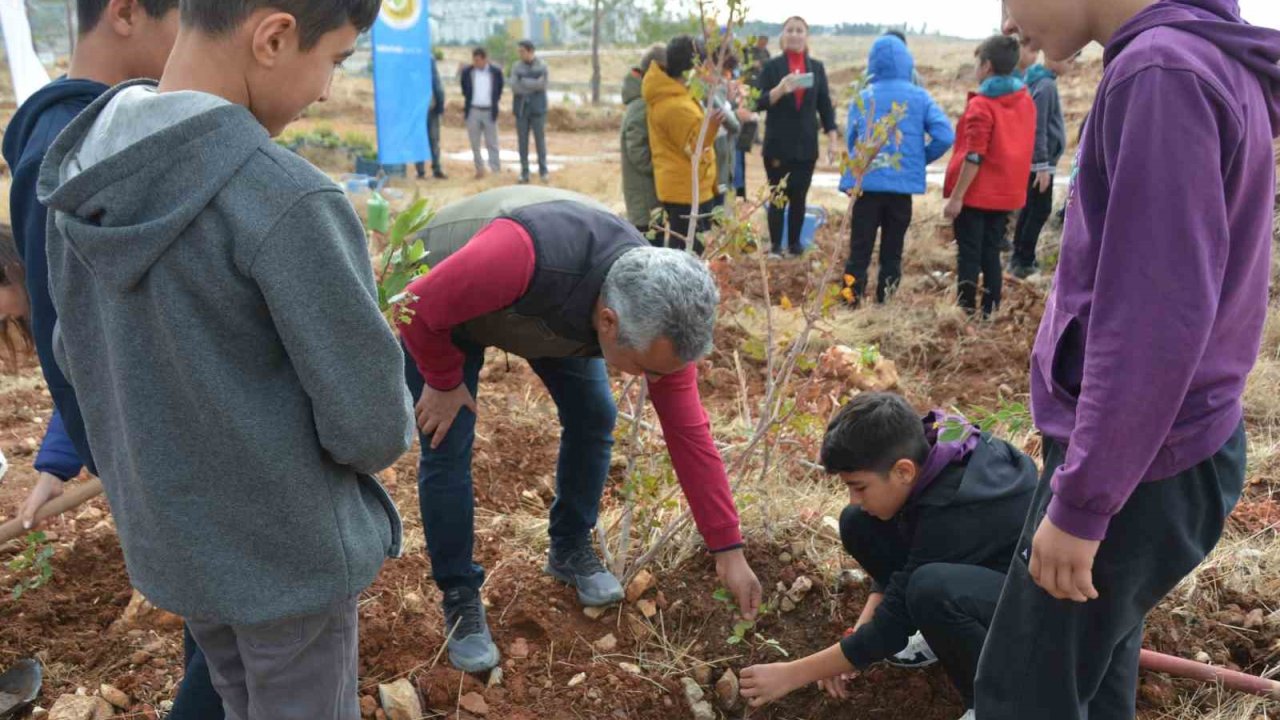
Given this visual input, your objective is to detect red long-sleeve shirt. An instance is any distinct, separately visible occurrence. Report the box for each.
[401,220,743,551]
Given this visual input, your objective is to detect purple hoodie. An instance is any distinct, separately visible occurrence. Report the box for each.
[1031,0,1280,541]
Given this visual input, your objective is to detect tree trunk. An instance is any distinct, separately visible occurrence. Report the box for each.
[590,0,601,105]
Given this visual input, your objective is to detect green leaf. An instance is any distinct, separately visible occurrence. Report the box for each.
[713,588,733,604]
[725,635,742,645]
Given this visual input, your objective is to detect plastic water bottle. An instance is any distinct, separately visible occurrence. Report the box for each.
[367,191,390,234]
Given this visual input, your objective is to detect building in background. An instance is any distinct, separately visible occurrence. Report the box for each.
[433,0,563,45]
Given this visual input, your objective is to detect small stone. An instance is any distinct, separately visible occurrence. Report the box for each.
[458,692,488,716]
[780,596,797,613]
[567,672,587,688]
[594,633,618,653]
[378,679,423,720]
[47,695,113,720]
[587,688,601,701]
[787,575,814,602]
[625,613,649,640]
[31,709,48,720]
[692,665,713,686]
[1195,651,1212,664]
[626,569,657,603]
[715,670,740,710]
[488,667,504,688]
[158,701,173,712]
[99,684,131,710]
[691,700,716,720]
[655,590,669,611]
[360,695,378,718]
[619,662,642,675]
[1245,609,1266,630]
[583,605,607,620]
[637,599,658,618]
[680,676,705,705]
[509,637,530,659]
[43,531,59,542]
[821,516,841,539]
[837,568,868,591]
[403,591,427,615]
[789,540,806,556]
[130,651,151,665]
[775,581,788,594]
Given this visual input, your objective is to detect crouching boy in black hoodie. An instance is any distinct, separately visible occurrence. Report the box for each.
[741,393,1036,720]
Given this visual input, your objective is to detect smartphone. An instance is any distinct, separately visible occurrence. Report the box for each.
[793,72,815,89]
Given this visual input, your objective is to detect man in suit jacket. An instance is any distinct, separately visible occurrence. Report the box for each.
[460,47,505,178]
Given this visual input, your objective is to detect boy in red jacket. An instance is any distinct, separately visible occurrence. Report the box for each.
[943,35,1035,317]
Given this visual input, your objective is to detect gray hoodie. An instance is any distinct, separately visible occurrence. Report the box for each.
[37,80,414,625]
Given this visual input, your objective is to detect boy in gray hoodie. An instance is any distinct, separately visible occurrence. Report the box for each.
[37,1,412,716]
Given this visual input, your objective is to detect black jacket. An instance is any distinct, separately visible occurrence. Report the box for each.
[430,57,446,117]
[839,435,1038,668]
[461,64,504,121]
[753,54,838,163]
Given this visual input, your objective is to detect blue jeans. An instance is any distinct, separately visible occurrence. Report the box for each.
[167,625,225,720]
[403,344,617,591]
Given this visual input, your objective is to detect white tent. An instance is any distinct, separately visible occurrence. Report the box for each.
[1,0,51,107]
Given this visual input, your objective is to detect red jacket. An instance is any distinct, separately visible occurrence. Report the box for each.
[944,89,1036,212]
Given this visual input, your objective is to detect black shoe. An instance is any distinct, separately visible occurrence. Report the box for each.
[416,172,426,180]
[433,169,448,180]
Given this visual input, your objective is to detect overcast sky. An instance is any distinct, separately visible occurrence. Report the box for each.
[748,0,1280,36]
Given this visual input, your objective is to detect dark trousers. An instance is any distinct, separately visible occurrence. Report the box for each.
[954,207,1009,316]
[168,625,225,720]
[414,113,444,177]
[845,192,913,303]
[840,506,1004,709]
[734,149,747,197]
[516,111,549,179]
[764,157,816,255]
[403,344,617,592]
[662,201,712,255]
[1011,174,1054,270]
[975,426,1246,720]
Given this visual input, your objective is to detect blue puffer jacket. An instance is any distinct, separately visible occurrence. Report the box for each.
[841,36,955,195]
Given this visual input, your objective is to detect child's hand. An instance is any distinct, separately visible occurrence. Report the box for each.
[817,672,857,699]
[1030,515,1101,602]
[19,472,65,530]
[1035,170,1053,193]
[944,197,964,222]
[740,662,801,707]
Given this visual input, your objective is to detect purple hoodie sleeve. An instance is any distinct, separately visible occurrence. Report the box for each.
[1046,67,1236,541]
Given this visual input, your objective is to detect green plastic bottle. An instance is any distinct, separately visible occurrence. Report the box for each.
[367,190,390,234]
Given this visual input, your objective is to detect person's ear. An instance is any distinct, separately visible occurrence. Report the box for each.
[251,12,299,69]
[597,306,620,342]
[106,0,140,37]
[891,459,917,486]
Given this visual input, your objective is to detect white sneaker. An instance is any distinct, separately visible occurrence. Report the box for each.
[956,710,975,720]
[887,631,938,668]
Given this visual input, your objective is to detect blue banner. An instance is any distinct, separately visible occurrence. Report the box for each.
[372,0,432,165]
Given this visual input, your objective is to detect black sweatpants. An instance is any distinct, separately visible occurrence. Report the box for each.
[840,506,1005,709]
[764,157,816,255]
[954,207,1010,316]
[661,201,712,255]
[975,426,1246,720]
[1011,174,1054,270]
[845,192,913,303]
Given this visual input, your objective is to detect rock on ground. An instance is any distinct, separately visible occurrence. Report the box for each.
[459,692,489,716]
[715,670,740,710]
[377,679,423,720]
[48,695,113,720]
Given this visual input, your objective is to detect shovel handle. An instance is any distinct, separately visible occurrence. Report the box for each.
[0,477,104,545]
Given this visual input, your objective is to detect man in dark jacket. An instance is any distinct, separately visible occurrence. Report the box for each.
[1009,53,1071,278]
[1,1,224,717]
[461,47,504,178]
[740,393,1036,720]
[416,51,447,180]
[511,40,550,183]
[400,187,762,674]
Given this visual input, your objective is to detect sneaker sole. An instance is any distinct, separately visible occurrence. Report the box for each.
[543,563,624,607]
[886,655,938,669]
[448,644,501,674]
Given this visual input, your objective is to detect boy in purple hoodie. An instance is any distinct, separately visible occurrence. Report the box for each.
[976,1,1280,718]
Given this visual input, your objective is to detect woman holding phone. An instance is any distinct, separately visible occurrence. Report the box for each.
[753,16,839,257]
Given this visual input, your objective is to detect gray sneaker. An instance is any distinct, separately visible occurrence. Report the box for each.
[544,544,624,607]
[442,587,500,673]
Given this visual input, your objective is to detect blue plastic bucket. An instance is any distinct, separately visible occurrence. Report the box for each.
[783,205,828,250]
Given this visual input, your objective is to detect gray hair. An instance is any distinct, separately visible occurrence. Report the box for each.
[602,247,719,362]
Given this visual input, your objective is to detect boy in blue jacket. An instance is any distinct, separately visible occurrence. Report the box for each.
[841,35,954,305]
